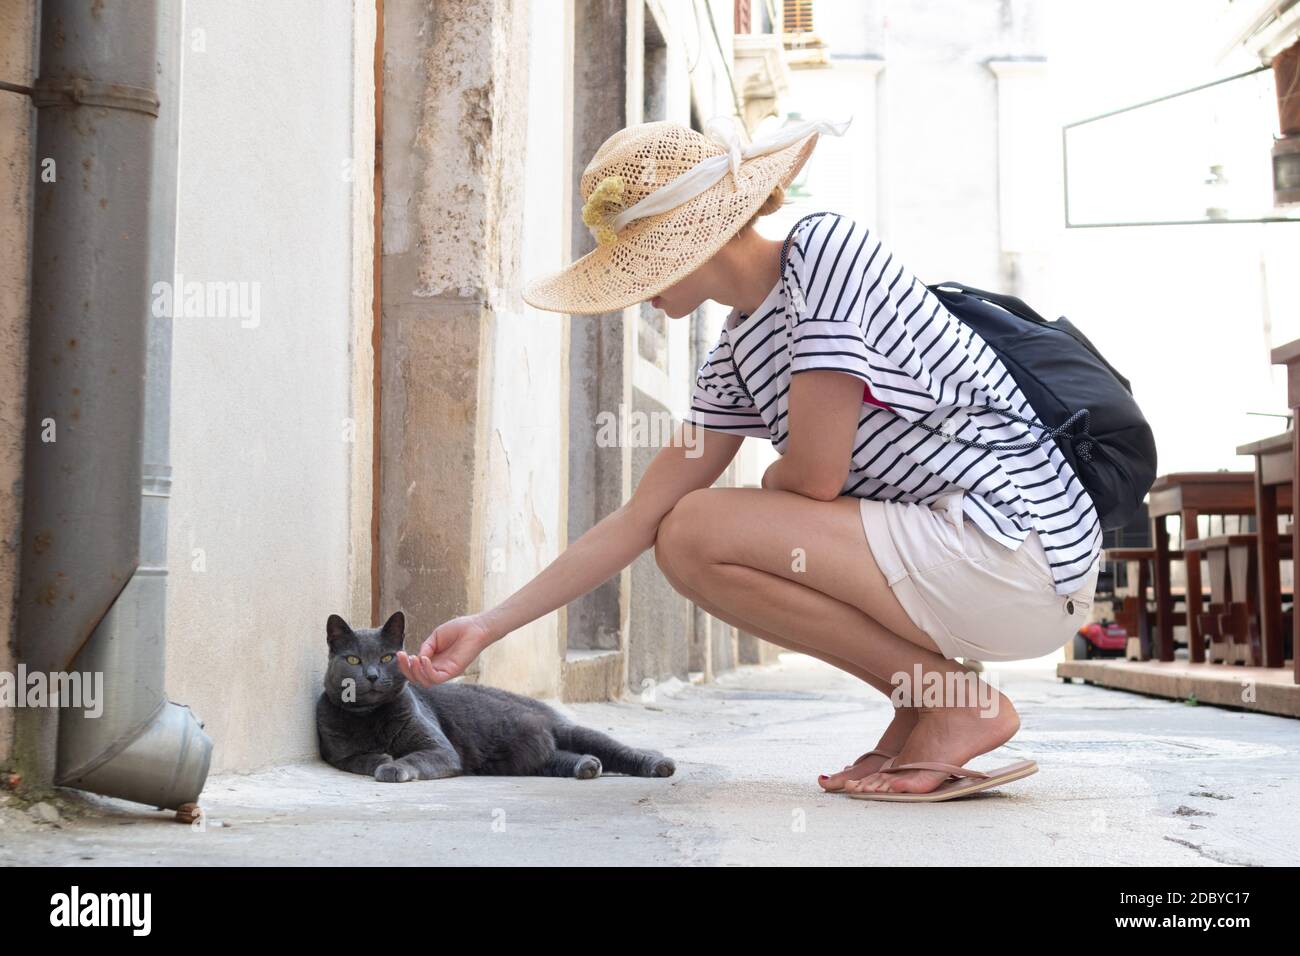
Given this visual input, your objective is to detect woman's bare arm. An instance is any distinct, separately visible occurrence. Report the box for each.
[761,369,863,500]
[398,424,743,684]
[481,424,741,638]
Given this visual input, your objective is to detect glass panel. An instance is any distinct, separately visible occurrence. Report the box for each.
[1064,65,1300,226]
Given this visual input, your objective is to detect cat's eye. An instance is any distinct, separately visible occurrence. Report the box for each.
[345,656,361,665]
[380,654,394,663]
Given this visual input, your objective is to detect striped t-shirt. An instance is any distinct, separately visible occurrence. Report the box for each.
[686,211,1102,596]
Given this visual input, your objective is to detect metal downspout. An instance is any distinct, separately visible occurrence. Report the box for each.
[17,0,211,809]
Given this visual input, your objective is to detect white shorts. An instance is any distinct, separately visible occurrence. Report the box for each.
[858,488,1100,662]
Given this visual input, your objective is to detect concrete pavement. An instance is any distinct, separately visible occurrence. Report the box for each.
[2,653,1296,866]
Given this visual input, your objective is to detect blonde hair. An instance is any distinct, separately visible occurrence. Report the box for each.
[743,183,786,231]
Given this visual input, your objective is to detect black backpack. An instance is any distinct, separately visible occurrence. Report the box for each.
[780,214,1158,531]
[925,281,1157,531]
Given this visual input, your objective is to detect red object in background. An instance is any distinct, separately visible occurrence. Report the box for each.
[1078,621,1127,652]
[863,381,892,410]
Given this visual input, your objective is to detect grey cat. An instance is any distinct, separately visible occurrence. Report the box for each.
[316,611,676,782]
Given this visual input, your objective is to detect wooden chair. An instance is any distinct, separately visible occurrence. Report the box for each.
[1104,547,1164,660]
[1145,473,1257,662]
[1182,532,1293,666]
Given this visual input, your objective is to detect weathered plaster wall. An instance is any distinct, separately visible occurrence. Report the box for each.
[383,0,774,699]
[566,0,631,661]
[0,0,35,765]
[624,0,752,689]
[625,0,713,691]
[404,0,523,306]
[475,0,567,695]
[381,0,550,693]
[348,1,379,629]
[164,0,375,772]
[380,0,494,659]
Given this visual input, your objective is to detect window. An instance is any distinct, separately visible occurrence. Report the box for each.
[783,0,813,34]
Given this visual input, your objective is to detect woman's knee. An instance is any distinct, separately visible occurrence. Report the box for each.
[653,488,716,580]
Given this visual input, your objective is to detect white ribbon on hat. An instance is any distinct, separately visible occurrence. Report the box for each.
[607,114,853,234]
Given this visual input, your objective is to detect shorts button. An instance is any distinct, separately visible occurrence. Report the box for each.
[1065,599,1075,614]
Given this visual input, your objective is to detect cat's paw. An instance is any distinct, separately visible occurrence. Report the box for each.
[374,761,416,783]
[573,755,602,780]
[646,755,675,777]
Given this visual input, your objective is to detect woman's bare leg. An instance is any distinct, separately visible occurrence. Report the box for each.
[656,554,917,789]
[654,486,1021,797]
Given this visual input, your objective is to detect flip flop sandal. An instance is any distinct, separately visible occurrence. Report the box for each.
[818,748,898,792]
[845,756,1038,803]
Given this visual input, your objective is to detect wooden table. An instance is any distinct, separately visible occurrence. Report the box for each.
[1146,472,1257,663]
[1270,335,1300,682]
[1234,430,1293,670]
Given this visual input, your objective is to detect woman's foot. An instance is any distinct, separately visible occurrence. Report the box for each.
[818,707,919,792]
[844,690,1021,797]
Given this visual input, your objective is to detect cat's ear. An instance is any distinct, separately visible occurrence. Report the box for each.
[326,614,353,650]
[379,610,405,649]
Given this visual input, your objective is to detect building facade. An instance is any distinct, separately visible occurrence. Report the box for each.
[0,0,799,783]
[9,0,1292,793]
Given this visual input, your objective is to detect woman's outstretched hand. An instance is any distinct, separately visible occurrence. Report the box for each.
[392,431,745,689]
[397,614,495,687]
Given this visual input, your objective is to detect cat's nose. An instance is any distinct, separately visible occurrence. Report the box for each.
[365,670,380,683]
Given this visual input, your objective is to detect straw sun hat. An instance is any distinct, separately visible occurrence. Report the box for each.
[522,114,852,316]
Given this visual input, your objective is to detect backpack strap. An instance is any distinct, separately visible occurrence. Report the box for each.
[779,211,841,320]
[932,281,1050,326]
